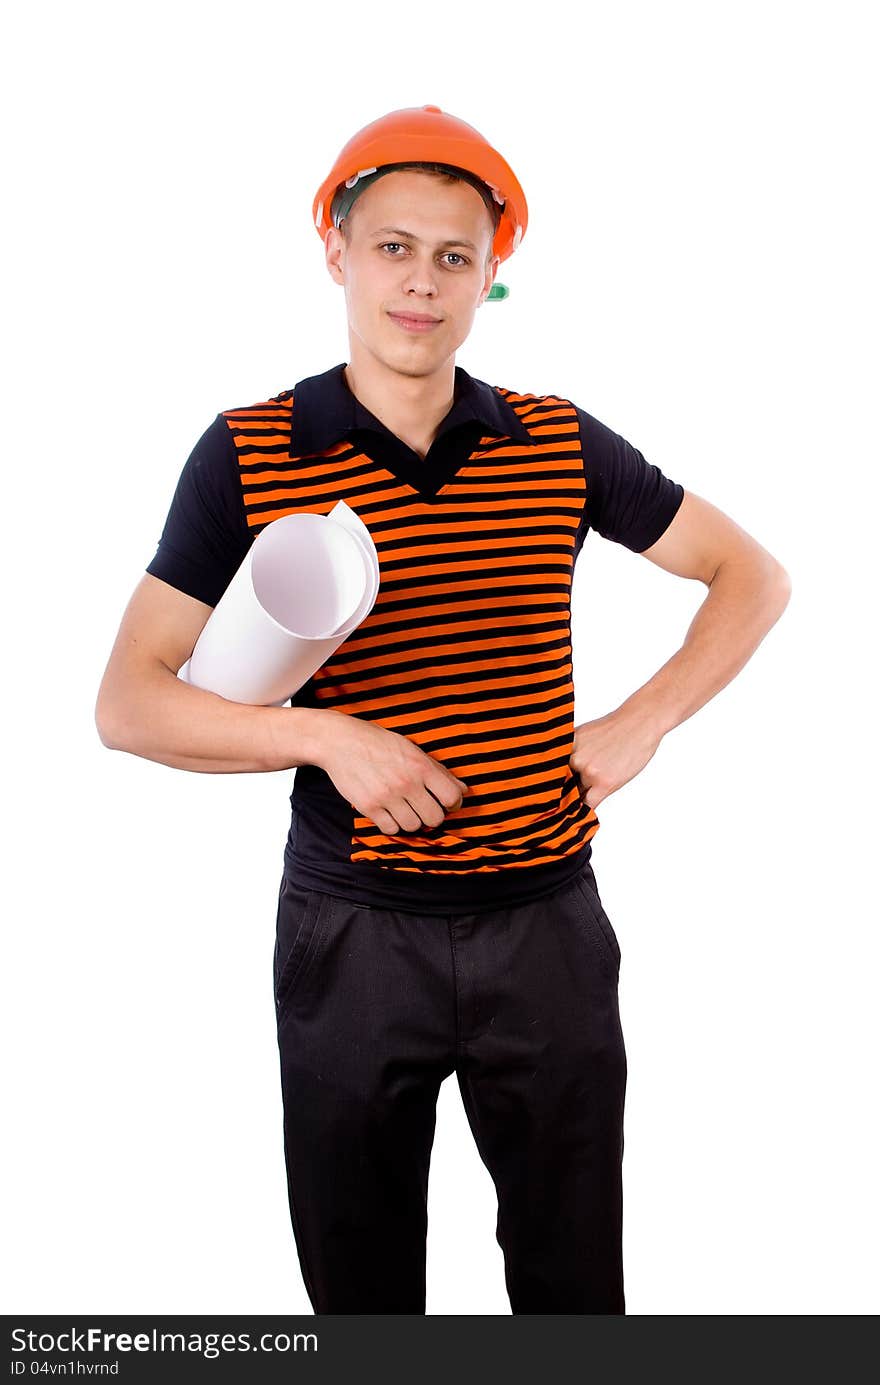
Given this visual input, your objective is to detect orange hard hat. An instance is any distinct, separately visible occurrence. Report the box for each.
[312,104,528,265]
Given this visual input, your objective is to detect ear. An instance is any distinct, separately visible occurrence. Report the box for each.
[325,226,345,286]
[479,254,502,305]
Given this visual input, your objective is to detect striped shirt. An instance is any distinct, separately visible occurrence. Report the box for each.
[147,361,684,914]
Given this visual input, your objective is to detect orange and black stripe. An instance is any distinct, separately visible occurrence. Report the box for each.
[219,369,598,909]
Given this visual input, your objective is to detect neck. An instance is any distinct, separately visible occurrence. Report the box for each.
[343,347,456,460]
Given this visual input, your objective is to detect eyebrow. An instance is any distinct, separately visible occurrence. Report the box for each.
[369,226,480,253]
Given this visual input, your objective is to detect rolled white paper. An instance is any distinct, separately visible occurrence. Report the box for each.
[177,499,380,706]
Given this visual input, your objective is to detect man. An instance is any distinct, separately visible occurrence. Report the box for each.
[95,105,791,1314]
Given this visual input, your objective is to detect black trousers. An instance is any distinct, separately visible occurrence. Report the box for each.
[272,861,627,1314]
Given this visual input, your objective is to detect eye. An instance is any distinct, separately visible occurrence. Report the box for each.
[379,243,470,267]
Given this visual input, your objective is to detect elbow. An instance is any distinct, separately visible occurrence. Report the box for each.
[94,695,128,752]
[748,550,793,605]
[762,561,792,628]
[95,711,119,751]
[772,561,793,606]
[713,554,792,599]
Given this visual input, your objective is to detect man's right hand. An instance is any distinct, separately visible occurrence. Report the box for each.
[314,711,470,836]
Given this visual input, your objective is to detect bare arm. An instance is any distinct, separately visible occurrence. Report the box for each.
[94,574,469,834]
[570,490,792,809]
[622,489,792,737]
[94,573,337,773]
[617,549,790,740]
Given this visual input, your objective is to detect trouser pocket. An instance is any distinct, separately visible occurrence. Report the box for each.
[273,876,326,1012]
[573,871,622,975]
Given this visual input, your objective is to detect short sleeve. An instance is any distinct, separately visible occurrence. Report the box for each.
[145,413,252,606]
[574,405,685,553]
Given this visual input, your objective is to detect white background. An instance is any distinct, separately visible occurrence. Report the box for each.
[3,0,877,1316]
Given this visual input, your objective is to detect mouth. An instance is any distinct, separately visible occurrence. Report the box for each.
[388,311,443,333]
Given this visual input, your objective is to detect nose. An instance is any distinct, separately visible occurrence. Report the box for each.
[399,250,440,298]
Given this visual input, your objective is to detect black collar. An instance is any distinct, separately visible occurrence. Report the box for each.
[288,361,535,459]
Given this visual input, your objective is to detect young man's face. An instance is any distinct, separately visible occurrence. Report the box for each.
[324,169,501,378]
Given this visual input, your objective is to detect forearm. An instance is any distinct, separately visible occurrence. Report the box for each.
[616,557,792,739]
[96,660,339,773]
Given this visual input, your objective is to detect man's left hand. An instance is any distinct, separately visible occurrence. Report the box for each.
[569,710,664,811]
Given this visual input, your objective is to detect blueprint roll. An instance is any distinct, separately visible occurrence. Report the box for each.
[177,499,380,707]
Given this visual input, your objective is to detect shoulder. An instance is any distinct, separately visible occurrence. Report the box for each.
[484,380,581,443]
[215,388,297,454]
[482,380,638,457]
[489,380,578,410]
[217,387,295,422]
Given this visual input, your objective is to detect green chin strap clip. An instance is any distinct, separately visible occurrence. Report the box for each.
[487,282,509,300]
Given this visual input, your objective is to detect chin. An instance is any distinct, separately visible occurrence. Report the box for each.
[380,335,445,369]
[386,356,440,380]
